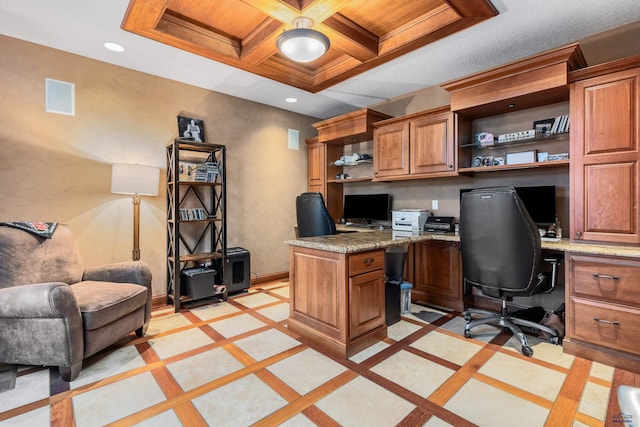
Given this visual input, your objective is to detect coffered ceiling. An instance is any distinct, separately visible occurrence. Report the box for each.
[1,1,640,119]
[122,0,498,93]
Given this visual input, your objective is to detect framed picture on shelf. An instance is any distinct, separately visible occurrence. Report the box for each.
[493,157,505,166]
[533,118,555,135]
[177,116,205,142]
[481,156,493,167]
[471,156,483,168]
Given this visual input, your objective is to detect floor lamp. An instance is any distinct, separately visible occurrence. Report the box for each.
[111,163,160,261]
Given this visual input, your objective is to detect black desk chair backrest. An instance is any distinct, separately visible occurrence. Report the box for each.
[460,186,560,356]
[460,186,542,299]
[296,192,337,238]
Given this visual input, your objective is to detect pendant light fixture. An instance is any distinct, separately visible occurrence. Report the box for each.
[276,17,330,63]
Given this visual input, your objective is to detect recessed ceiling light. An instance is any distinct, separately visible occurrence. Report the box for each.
[104,42,125,52]
[286,97,298,103]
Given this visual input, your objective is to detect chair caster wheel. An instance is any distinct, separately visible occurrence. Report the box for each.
[522,346,534,357]
[550,337,559,345]
[464,329,472,339]
[464,313,471,322]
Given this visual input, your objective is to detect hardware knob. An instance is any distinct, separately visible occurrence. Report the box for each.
[575,231,583,238]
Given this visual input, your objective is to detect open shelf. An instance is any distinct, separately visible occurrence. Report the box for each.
[327,176,373,184]
[459,132,569,149]
[459,159,569,174]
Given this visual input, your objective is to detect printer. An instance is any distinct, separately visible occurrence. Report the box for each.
[392,209,430,233]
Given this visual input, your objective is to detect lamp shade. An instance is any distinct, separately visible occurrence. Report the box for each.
[111,163,159,196]
[276,28,330,63]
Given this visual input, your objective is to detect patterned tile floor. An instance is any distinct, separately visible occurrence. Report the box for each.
[1,280,638,426]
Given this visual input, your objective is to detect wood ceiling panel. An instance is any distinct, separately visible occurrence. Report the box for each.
[122,0,498,93]
[167,0,267,39]
[337,0,447,37]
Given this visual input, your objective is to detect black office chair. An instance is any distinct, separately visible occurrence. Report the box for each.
[296,192,337,238]
[460,186,560,356]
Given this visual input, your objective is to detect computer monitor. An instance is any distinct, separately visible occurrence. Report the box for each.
[460,186,556,226]
[343,193,392,222]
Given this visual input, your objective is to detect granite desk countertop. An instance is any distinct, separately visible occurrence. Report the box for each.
[286,229,640,258]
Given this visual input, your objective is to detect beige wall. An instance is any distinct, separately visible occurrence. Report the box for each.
[0,35,316,296]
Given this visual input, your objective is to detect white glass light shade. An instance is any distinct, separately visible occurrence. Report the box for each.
[111,163,159,196]
[276,29,330,63]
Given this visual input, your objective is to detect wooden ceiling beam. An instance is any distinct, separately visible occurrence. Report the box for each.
[378,4,460,56]
[121,0,168,30]
[240,18,284,64]
[157,12,241,58]
[320,14,378,61]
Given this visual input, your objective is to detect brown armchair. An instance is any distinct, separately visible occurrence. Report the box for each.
[0,224,152,381]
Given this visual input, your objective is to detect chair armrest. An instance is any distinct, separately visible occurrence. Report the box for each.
[82,261,152,287]
[0,282,80,318]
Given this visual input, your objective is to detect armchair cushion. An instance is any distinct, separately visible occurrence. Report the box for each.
[71,281,148,331]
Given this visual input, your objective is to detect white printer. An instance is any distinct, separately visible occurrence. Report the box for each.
[391,209,430,233]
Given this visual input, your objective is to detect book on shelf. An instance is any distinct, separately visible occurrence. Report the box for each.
[178,208,207,221]
[179,161,218,182]
[550,115,569,134]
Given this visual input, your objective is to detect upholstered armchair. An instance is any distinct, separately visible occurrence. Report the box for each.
[0,224,152,381]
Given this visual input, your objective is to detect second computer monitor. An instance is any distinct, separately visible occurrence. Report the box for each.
[343,193,392,223]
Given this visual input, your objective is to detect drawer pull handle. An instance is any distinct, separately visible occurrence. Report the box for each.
[363,257,375,265]
[593,317,620,326]
[592,274,620,280]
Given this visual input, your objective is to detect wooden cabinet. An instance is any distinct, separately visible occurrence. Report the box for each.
[564,253,640,371]
[309,109,391,221]
[348,250,385,338]
[306,137,325,191]
[373,107,457,181]
[288,246,386,358]
[413,240,468,311]
[569,64,640,244]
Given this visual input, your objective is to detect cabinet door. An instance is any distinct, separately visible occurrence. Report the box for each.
[410,111,455,174]
[413,241,463,310]
[570,68,640,244]
[373,121,410,178]
[349,270,385,339]
[307,140,325,189]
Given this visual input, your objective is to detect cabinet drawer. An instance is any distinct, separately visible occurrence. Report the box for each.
[570,255,640,305]
[569,297,640,355]
[349,250,384,277]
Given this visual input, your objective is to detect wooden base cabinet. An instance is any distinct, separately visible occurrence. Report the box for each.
[413,241,469,311]
[288,246,386,358]
[564,252,640,372]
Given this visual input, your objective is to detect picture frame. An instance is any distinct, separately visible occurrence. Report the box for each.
[493,157,505,166]
[533,118,555,135]
[471,156,483,168]
[481,155,493,167]
[177,116,205,142]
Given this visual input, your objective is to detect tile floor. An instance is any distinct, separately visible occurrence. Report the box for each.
[0,279,637,426]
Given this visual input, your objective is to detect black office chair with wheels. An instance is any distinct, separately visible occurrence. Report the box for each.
[460,186,561,357]
[296,192,337,238]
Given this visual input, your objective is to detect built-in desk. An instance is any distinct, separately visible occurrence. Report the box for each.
[286,230,640,363]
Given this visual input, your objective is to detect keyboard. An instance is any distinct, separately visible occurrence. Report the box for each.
[346,223,376,229]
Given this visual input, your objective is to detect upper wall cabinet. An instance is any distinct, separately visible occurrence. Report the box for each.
[372,107,457,181]
[442,44,587,173]
[312,108,391,145]
[569,56,640,245]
